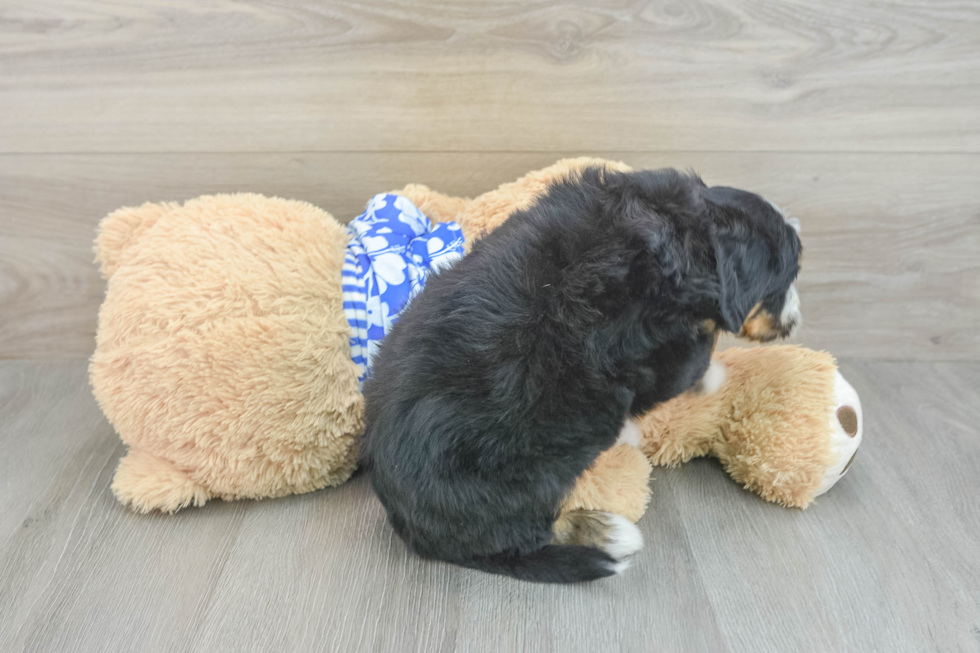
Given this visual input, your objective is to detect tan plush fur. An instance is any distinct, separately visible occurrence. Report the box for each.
[396,157,633,248]
[92,195,363,513]
[559,444,653,523]
[646,346,838,508]
[569,345,839,514]
[92,158,842,518]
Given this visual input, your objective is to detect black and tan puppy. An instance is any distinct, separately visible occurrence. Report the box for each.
[361,167,802,583]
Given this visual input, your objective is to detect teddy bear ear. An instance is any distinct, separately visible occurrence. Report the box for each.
[94,201,176,279]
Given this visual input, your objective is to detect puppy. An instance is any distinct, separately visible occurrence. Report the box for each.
[360,167,802,583]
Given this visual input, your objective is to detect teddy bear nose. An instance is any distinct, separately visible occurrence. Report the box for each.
[836,406,858,437]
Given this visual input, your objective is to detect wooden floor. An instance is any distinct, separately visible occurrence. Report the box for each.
[1,0,979,361]
[2,0,979,651]
[1,359,978,652]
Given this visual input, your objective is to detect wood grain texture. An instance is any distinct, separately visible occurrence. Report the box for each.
[1,0,979,154]
[0,236,106,361]
[1,359,978,652]
[1,151,977,360]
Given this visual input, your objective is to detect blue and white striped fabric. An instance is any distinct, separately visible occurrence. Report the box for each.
[342,193,465,387]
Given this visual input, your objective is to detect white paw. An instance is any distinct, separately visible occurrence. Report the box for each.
[614,418,642,447]
[813,370,863,497]
[600,512,644,563]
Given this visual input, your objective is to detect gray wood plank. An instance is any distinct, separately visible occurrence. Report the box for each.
[2,0,978,154]
[2,152,978,361]
[1,360,978,652]
[0,237,106,362]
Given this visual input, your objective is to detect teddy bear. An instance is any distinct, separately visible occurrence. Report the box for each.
[89,158,862,518]
[560,344,863,522]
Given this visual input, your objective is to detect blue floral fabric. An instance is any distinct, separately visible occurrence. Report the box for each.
[342,193,465,386]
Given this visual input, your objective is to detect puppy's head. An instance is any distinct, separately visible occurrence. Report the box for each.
[700,185,803,341]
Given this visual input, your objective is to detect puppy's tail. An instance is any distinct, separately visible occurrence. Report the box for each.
[459,545,620,583]
[458,510,643,583]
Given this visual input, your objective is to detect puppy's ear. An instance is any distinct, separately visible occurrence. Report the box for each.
[710,225,769,333]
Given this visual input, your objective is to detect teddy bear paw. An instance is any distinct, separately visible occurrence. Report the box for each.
[814,370,863,497]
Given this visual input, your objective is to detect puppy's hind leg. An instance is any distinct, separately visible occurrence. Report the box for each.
[551,510,643,573]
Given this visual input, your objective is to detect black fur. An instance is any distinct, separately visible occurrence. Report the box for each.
[459,546,619,583]
[360,167,802,582]
[701,185,802,332]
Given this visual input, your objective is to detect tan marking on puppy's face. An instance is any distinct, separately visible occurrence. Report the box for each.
[739,303,782,342]
[739,284,802,342]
